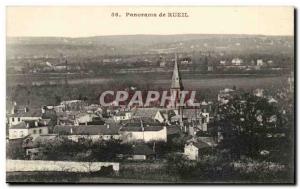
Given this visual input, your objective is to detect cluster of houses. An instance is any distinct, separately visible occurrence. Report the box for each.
[7,55,289,162]
[7,97,215,161]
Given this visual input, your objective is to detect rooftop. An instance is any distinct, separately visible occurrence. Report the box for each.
[10,120,49,129]
[53,125,120,135]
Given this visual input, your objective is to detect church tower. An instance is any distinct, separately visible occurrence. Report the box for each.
[170,54,184,116]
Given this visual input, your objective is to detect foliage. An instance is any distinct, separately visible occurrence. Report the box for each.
[217,93,292,162]
[35,137,133,162]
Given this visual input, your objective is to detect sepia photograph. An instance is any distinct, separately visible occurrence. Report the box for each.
[5,6,295,184]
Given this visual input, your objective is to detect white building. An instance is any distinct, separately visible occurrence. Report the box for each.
[8,107,42,127]
[120,125,167,143]
[75,113,99,125]
[53,124,120,142]
[257,59,264,66]
[231,58,243,66]
[113,111,132,122]
[184,138,216,160]
[9,120,49,140]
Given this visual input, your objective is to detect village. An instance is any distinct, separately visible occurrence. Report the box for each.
[6,52,294,174]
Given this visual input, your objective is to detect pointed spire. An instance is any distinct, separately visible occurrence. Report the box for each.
[171,53,183,90]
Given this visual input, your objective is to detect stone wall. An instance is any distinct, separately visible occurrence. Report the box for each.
[6,160,119,172]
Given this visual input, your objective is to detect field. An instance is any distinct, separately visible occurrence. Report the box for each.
[6,72,289,110]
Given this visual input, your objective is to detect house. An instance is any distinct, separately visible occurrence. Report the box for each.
[60,100,87,111]
[268,97,278,104]
[22,134,58,159]
[257,59,264,66]
[253,88,264,97]
[53,124,120,142]
[219,60,226,65]
[8,107,42,127]
[184,138,217,160]
[119,123,167,143]
[154,109,176,124]
[9,120,49,139]
[83,104,103,114]
[113,111,132,122]
[75,113,101,125]
[132,107,160,119]
[231,58,243,66]
[217,88,238,104]
[130,143,155,160]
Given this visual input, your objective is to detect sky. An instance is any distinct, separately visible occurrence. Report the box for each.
[6,6,294,37]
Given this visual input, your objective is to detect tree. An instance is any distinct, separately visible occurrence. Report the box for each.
[217,93,291,161]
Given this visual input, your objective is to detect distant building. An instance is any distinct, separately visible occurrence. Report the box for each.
[219,60,226,65]
[119,122,167,143]
[75,112,101,125]
[8,106,42,127]
[113,111,132,122]
[130,143,155,160]
[288,71,294,92]
[257,59,264,66]
[253,88,264,97]
[53,124,120,142]
[132,107,160,120]
[169,54,184,123]
[217,88,237,104]
[9,120,49,139]
[184,137,216,160]
[23,134,58,159]
[154,109,176,124]
[231,58,243,66]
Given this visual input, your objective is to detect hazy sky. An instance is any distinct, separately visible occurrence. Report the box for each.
[7,6,294,37]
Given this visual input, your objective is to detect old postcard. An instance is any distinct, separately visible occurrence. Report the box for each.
[6,6,295,184]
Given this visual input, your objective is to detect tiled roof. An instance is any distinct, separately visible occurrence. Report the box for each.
[12,108,41,118]
[189,141,210,149]
[53,125,120,135]
[119,126,164,132]
[133,108,160,118]
[10,120,48,129]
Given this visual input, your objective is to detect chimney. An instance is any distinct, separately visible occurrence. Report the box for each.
[35,121,38,127]
[44,120,47,126]
[26,123,29,128]
[107,124,110,129]
[70,128,73,134]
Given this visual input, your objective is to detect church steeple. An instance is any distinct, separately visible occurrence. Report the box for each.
[171,54,183,90]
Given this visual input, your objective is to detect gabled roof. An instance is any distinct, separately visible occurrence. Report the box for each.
[53,125,120,135]
[12,108,41,118]
[188,141,210,149]
[120,117,154,125]
[133,108,160,118]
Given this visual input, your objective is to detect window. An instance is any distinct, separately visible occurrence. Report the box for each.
[39,129,42,134]
[33,130,37,134]
[18,118,21,122]
[12,117,14,122]
[20,131,24,137]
